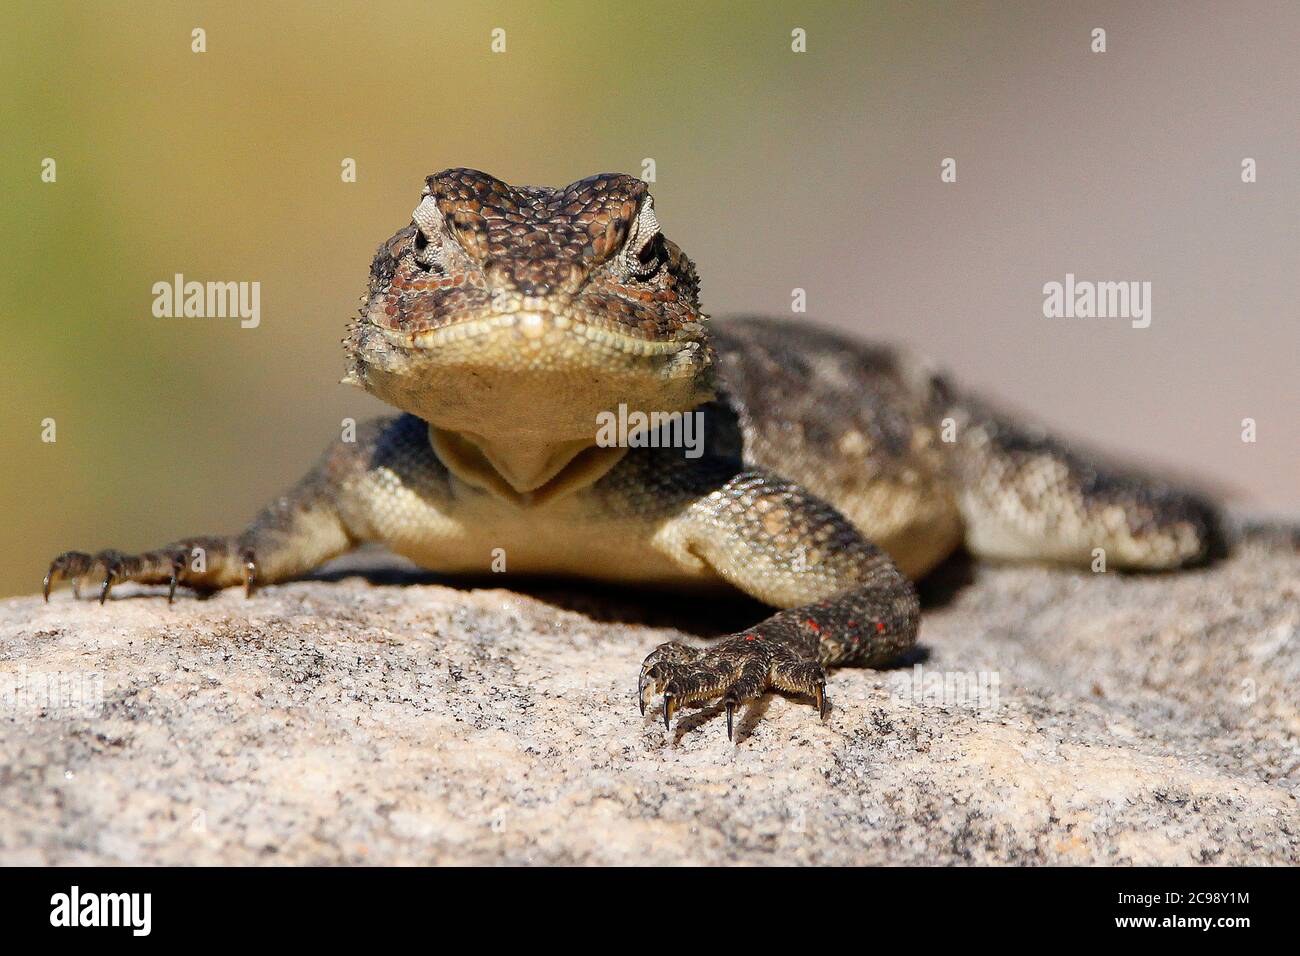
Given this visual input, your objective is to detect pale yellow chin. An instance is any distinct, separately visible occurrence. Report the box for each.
[345,312,714,504]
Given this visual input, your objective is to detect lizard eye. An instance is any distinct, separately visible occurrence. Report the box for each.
[411,195,444,268]
[622,198,662,278]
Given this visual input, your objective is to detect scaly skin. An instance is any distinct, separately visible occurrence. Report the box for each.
[44,169,1221,739]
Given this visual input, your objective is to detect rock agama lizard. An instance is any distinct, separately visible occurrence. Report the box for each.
[44,169,1221,737]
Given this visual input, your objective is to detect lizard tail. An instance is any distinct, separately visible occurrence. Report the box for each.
[945,398,1226,571]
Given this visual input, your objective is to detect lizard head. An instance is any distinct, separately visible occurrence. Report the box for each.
[344,169,714,451]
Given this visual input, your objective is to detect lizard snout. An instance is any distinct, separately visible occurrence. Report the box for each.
[483,258,586,300]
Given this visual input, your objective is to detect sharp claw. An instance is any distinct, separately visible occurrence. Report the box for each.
[637,669,650,715]
[167,556,183,600]
[662,693,676,731]
[42,570,53,603]
[242,552,257,598]
[814,682,827,720]
[98,570,114,605]
[725,700,735,740]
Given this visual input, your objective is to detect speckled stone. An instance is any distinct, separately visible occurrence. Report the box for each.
[1,530,1296,865]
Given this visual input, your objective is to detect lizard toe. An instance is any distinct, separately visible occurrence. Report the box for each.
[43,544,219,603]
[639,633,826,740]
[43,551,92,601]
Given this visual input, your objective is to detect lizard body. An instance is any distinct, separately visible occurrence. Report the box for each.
[45,169,1220,736]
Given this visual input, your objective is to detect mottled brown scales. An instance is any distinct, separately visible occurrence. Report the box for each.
[45,169,1221,740]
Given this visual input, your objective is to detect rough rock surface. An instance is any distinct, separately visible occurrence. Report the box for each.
[2,532,1297,865]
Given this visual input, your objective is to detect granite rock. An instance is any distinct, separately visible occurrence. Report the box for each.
[1,532,1297,865]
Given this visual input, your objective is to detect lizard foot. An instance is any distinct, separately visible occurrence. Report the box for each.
[637,633,827,740]
[44,541,258,604]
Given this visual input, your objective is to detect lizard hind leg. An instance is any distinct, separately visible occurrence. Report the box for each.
[951,404,1224,571]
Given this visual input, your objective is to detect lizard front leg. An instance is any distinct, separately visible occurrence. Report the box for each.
[43,416,408,603]
[640,470,919,738]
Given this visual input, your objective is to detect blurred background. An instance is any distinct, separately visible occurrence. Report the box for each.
[2,0,1296,598]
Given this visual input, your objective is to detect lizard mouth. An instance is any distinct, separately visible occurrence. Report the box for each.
[346,305,714,396]
[405,312,696,356]
[368,308,706,359]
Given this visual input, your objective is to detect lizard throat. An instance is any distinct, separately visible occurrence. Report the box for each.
[427,425,627,505]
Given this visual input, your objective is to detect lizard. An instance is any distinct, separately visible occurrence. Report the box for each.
[42,168,1222,739]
